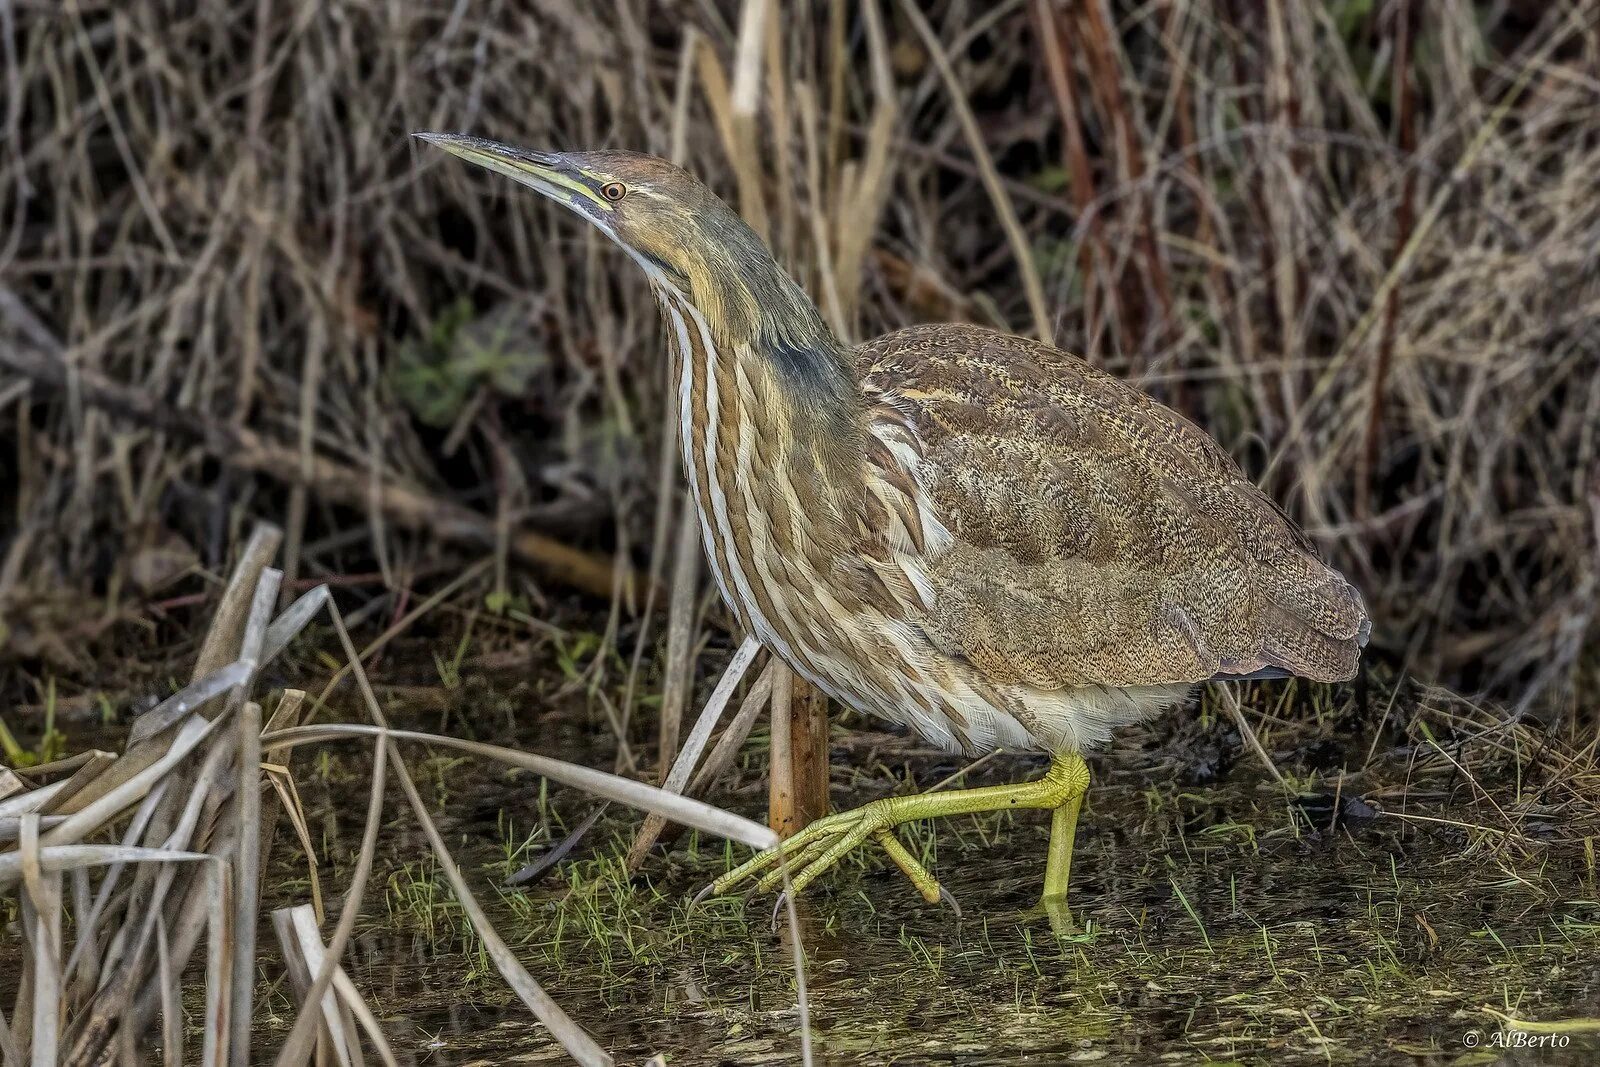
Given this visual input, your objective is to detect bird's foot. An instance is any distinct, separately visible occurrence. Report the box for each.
[695,798,953,907]
[693,753,1090,911]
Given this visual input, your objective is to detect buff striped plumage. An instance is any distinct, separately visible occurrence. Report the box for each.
[653,275,1045,755]
[420,138,1369,758]
[662,291,813,667]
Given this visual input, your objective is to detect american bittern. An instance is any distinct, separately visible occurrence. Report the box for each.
[418,135,1370,911]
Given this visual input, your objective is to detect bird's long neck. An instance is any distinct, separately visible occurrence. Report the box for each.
[654,254,867,633]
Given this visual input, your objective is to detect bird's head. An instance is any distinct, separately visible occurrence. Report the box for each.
[416,133,798,348]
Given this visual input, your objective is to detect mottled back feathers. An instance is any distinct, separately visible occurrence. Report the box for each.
[855,324,1368,691]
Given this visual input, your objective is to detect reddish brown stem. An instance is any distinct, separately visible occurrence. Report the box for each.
[1077,0,1176,368]
[768,666,831,839]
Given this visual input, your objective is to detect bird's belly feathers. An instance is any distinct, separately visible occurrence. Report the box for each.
[706,523,1186,755]
[763,603,1188,756]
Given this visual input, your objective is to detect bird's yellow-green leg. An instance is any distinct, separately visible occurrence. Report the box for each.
[1040,787,1084,903]
[705,752,1090,905]
[873,829,943,905]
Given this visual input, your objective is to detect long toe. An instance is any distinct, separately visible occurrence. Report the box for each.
[782,821,879,897]
[752,833,838,895]
[707,818,842,899]
[704,808,877,902]
[872,826,945,905]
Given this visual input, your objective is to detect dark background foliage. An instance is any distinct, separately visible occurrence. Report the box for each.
[2,0,1596,721]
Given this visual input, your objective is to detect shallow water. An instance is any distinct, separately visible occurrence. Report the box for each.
[7,657,1598,1065]
[255,727,1600,1066]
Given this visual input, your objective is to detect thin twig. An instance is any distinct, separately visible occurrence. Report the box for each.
[899,0,1051,340]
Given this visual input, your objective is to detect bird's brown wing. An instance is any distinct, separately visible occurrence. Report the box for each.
[855,324,1368,690]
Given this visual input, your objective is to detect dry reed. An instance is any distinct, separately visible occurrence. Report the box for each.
[1,2,1593,718]
[0,2,1597,1058]
[0,525,786,1063]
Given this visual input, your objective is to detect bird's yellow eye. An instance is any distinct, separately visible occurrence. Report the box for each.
[600,181,627,202]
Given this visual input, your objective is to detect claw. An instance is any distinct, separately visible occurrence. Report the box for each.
[769,890,790,933]
[690,881,717,909]
[938,886,963,920]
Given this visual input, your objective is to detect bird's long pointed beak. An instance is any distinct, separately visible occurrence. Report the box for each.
[413,132,607,214]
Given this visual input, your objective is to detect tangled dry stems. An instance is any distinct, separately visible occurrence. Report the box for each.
[0,6,1595,740]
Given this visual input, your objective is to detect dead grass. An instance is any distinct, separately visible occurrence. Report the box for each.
[0,3,1597,1058]
[1,3,1596,719]
[0,526,784,1063]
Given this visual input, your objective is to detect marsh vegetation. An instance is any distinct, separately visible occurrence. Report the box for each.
[3,0,1598,1062]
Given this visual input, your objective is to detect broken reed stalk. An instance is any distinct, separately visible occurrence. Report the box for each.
[689,658,779,796]
[768,670,795,838]
[767,663,833,839]
[770,666,831,839]
[229,700,262,1067]
[655,507,703,785]
[0,522,297,1063]
[780,671,832,838]
[626,635,762,868]
[577,654,785,880]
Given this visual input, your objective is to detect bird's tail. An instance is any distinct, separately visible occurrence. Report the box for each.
[1253,554,1370,682]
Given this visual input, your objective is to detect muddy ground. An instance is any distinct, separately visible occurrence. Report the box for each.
[4,613,1597,1065]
